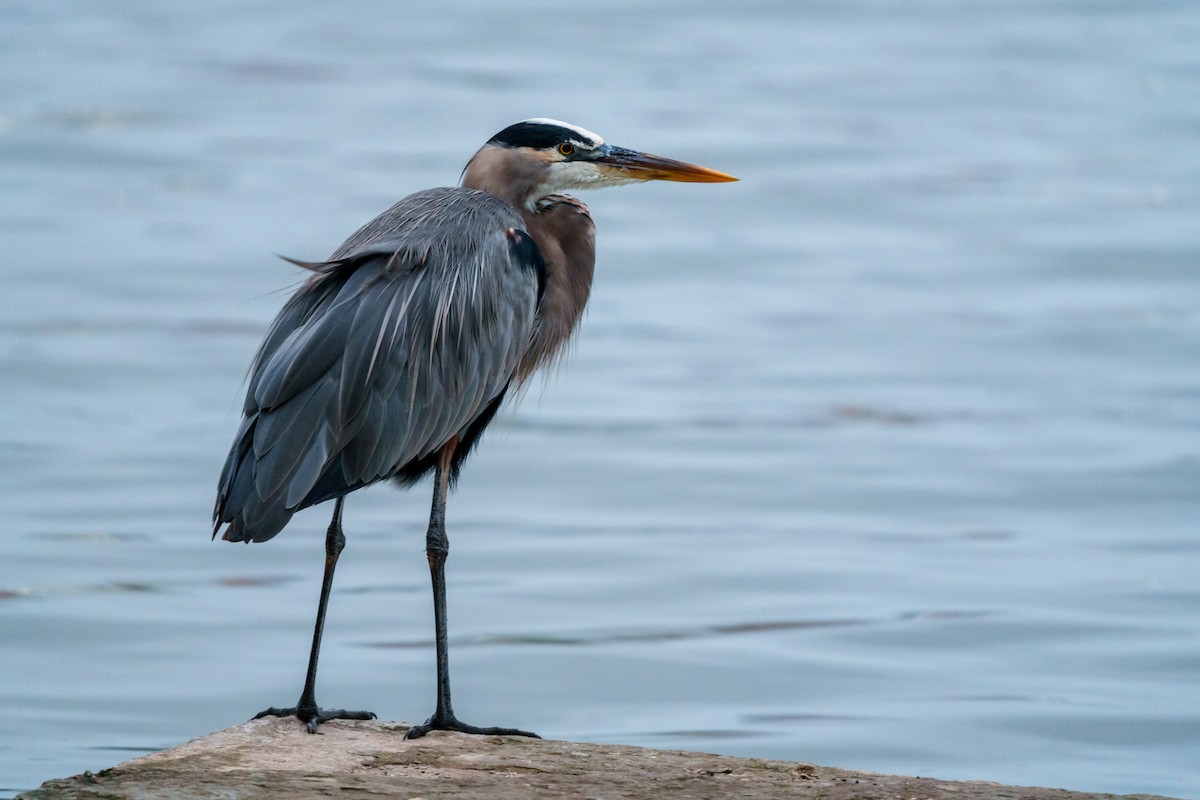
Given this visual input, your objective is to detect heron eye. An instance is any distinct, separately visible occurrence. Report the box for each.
[557,142,575,157]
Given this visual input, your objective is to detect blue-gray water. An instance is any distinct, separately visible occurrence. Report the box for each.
[2,1,1197,797]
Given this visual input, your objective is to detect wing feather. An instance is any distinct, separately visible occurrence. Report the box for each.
[213,188,541,542]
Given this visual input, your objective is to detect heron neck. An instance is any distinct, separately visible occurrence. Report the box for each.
[460,146,545,211]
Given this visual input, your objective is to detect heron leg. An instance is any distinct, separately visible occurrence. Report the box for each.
[405,439,539,740]
[253,496,377,733]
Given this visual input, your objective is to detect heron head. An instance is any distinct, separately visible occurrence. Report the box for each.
[463,118,737,209]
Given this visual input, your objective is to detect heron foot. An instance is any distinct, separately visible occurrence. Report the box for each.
[404,712,540,740]
[253,705,377,734]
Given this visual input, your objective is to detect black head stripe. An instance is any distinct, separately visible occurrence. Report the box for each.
[488,120,599,151]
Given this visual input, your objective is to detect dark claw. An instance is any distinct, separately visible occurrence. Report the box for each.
[405,713,539,740]
[253,705,377,734]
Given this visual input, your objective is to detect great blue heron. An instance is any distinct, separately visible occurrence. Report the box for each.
[213,118,736,738]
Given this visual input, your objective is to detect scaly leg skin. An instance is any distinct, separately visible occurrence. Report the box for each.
[405,439,539,741]
[253,497,376,733]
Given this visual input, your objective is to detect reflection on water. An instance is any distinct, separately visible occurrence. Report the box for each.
[2,1,1199,798]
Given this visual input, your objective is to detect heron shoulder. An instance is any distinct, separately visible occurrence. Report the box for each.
[330,187,527,263]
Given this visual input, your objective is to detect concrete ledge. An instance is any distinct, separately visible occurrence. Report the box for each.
[18,717,1179,799]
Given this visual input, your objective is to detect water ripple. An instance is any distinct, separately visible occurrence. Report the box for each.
[365,609,991,650]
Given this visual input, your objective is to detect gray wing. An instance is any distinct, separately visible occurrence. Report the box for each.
[214,188,540,543]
